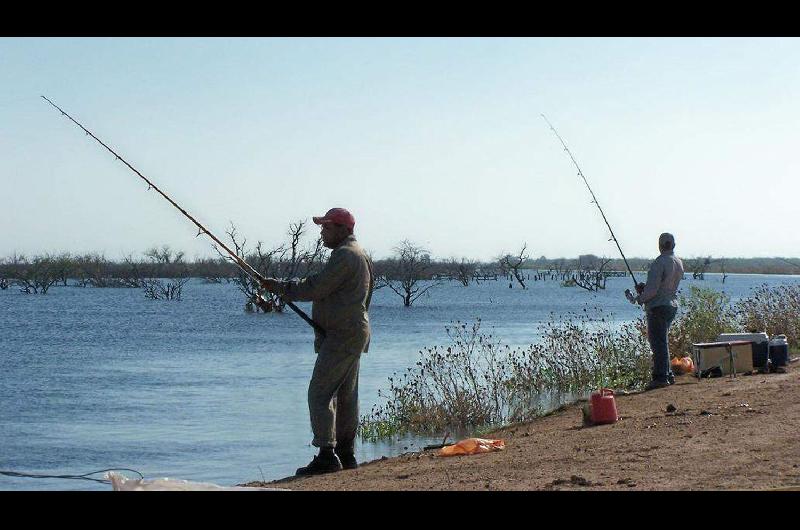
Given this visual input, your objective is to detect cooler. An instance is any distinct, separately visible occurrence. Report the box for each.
[716,332,769,368]
[692,340,754,377]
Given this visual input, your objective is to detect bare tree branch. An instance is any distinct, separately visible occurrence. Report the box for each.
[217,220,329,312]
[498,243,529,289]
[382,240,442,306]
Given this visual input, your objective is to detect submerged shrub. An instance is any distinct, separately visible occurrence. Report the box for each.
[359,312,652,441]
[504,313,651,403]
[359,319,513,440]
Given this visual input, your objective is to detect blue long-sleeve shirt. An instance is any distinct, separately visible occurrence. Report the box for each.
[637,251,684,310]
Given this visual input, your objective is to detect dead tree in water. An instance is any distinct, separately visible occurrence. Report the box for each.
[691,256,712,280]
[73,253,124,288]
[570,255,612,292]
[143,276,189,300]
[275,221,327,284]
[380,240,441,306]
[120,254,147,288]
[145,245,185,265]
[262,220,328,311]
[0,257,9,290]
[141,245,189,300]
[546,259,574,282]
[51,253,74,287]
[219,221,328,312]
[11,254,60,294]
[498,244,529,289]
[447,258,477,286]
[222,224,276,311]
[73,253,103,287]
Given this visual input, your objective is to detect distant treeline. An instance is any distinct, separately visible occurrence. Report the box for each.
[2,250,799,288]
[530,256,800,276]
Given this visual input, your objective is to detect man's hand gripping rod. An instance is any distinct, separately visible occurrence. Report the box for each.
[42,95,325,337]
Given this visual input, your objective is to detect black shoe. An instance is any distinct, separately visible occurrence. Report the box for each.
[335,448,358,470]
[644,379,670,391]
[295,451,342,476]
[667,375,676,385]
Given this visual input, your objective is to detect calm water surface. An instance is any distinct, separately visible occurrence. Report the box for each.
[1,272,797,490]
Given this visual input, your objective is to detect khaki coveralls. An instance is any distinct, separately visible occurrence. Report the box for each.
[274,235,373,450]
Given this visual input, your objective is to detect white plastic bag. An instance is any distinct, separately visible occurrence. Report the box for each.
[106,472,289,491]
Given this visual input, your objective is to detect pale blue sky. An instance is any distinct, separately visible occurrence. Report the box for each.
[2,37,798,262]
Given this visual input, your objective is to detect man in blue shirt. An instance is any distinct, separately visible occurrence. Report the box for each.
[626,233,684,390]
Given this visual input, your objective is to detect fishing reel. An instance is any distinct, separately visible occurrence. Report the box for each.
[625,281,646,304]
[624,289,638,305]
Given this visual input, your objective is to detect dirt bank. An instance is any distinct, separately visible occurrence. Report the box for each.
[244,362,800,491]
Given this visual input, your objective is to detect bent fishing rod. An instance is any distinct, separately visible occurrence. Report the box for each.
[541,114,639,290]
[42,95,325,337]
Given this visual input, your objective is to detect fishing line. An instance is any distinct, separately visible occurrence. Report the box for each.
[0,467,144,484]
[541,114,639,289]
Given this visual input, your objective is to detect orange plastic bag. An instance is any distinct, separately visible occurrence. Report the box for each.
[671,356,695,374]
[682,357,695,373]
[670,356,681,371]
[437,438,505,457]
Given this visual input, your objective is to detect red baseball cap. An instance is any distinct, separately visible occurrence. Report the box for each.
[313,208,355,230]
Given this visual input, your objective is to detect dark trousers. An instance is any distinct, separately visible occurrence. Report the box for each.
[646,305,677,383]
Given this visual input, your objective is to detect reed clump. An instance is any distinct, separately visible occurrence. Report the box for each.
[733,283,800,349]
[667,286,738,357]
[667,284,800,355]
[359,312,652,441]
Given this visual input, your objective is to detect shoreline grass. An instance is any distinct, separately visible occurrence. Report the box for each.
[360,284,800,441]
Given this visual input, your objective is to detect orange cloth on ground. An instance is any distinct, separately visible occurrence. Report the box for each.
[671,356,695,374]
[437,438,505,457]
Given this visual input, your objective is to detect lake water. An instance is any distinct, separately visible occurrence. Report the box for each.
[2,272,798,490]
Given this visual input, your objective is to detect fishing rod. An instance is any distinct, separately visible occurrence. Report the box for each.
[541,114,639,290]
[42,95,325,337]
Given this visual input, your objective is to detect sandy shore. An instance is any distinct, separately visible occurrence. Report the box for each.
[242,361,800,491]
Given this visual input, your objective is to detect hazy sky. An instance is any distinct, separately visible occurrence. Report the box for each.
[2,37,798,262]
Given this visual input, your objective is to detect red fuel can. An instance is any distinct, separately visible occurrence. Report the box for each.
[590,388,619,424]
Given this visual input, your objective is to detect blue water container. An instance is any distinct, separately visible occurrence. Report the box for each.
[769,335,789,367]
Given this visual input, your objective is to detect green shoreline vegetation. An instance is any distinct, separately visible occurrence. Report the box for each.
[358,285,800,441]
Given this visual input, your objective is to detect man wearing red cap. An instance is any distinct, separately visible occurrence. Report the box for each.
[260,208,374,475]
